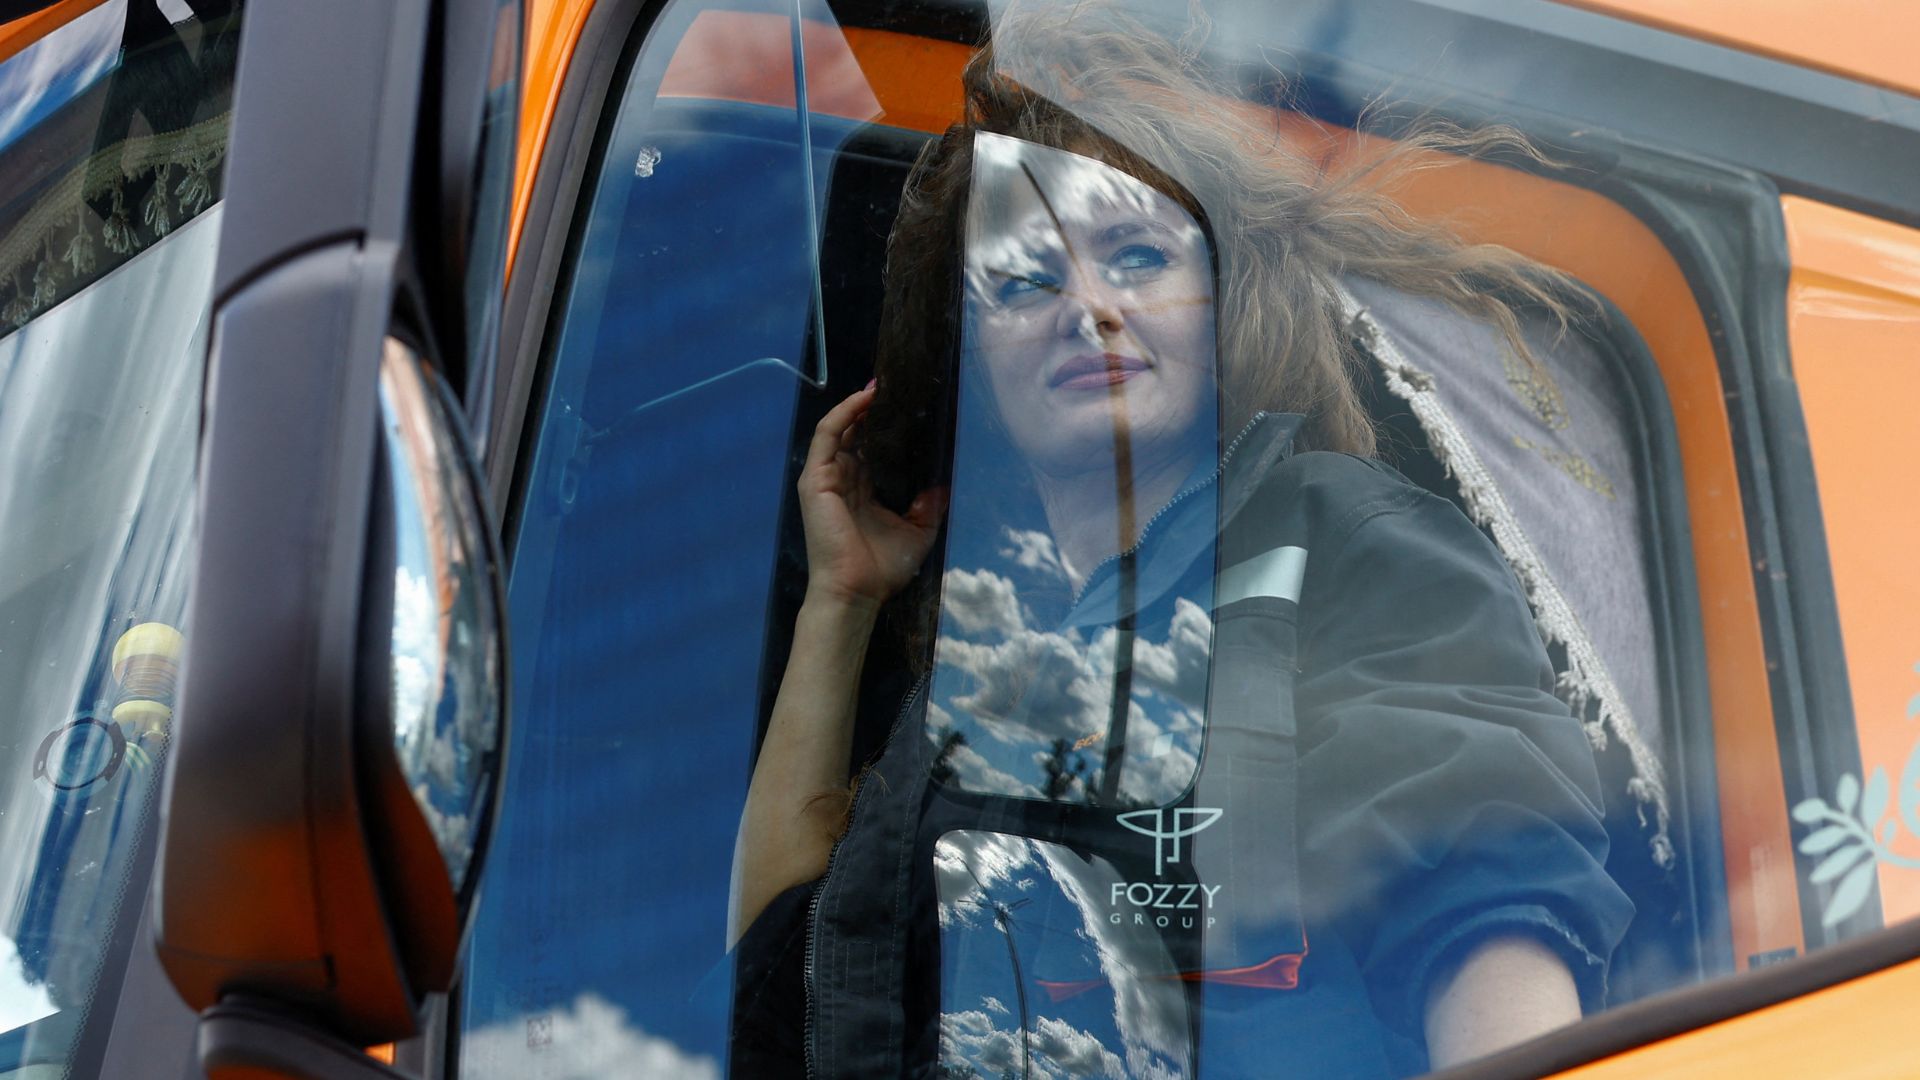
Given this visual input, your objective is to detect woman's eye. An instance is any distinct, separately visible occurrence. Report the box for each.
[994,271,1058,306]
[1107,243,1170,279]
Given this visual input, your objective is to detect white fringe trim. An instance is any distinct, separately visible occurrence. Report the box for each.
[1338,286,1675,868]
[0,114,229,328]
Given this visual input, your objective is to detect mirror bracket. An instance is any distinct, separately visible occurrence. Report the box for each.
[197,997,412,1080]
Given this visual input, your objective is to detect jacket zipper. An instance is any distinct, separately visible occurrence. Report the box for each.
[1069,413,1270,610]
[804,670,930,1080]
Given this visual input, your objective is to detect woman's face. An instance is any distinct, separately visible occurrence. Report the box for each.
[963,138,1216,482]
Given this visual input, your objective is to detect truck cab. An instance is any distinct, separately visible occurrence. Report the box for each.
[0,0,1916,1077]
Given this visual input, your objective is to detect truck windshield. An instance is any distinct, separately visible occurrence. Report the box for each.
[0,1,238,1073]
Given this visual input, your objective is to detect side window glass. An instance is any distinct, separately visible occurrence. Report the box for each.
[460,0,889,1073]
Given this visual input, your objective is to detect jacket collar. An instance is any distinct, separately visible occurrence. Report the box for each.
[1062,411,1303,630]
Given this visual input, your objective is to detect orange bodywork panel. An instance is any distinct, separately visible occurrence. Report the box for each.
[1781,197,1920,923]
[510,0,601,274]
[1557,0,1920,99]
[1555,953,1920,1078]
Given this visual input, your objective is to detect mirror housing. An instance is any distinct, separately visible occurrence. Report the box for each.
[153,0,519,1066]
[157,332,508,1047]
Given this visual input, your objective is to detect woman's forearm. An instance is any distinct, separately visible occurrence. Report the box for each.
[729,589,881,945]
[1424,933,1581,1069]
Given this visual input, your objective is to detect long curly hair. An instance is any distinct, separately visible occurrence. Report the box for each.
[858,1,1584,666]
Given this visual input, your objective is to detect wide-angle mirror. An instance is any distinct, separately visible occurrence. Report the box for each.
[376,336,506,904]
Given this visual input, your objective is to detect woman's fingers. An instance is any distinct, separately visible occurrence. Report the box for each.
[806,384,876,471]
[834,449,870,512]
[794,380,939,602]
[903,486,949,532]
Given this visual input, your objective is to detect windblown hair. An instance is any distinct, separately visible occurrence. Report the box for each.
[862,1,1583,511]
[853,2,1590,675]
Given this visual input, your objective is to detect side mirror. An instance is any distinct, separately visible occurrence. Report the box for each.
[157,339,508,1075]
[153,0,520,1073]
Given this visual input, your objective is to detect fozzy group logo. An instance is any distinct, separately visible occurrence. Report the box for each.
[1109,806,1226,929]
[1116,806,1223,877]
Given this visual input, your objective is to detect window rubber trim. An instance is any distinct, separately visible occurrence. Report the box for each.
[1579,285,1734,993]
[1580,158,1871,952]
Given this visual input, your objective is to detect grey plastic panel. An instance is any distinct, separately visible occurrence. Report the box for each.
[156,237,405,1036]
[212,0,431,299]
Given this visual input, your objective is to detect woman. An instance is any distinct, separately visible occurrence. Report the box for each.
[731,5,1631,1076]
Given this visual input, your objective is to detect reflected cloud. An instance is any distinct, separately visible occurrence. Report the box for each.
[942,734,1042,799]
[0,933,56,1034]
[931,587,1212,805]
[461,993,720,1080]
[1029,843,1189,1075]
[999,527,1070,582]
[964,133,1205,318]
[940,1008,1023,1077]
[942,567,1027,638]
[933,828,1036,930]
[938,628,1090,737]
[1119,598,1212,705]
[392,566,439,749]
[936,833,1191,1079]
[1030,1014,1130,1079]
[940,1008,1131,1080]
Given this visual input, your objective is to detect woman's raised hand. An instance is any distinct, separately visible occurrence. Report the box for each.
[797,383,947,610]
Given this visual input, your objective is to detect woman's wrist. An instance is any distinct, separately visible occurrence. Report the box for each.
[800,583,887,624]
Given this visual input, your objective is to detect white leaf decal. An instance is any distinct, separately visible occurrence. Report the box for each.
[1823,860,1878,928]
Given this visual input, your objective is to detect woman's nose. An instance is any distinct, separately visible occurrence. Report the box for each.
[1054,265,1126,341]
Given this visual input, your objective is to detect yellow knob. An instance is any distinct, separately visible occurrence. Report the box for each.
[112,622,184,700]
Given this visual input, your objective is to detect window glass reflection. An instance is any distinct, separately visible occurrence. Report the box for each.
[465,0,1912,1074]
[931,135,1218,808]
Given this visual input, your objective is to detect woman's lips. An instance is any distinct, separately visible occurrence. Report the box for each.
[1049,353,1149,390]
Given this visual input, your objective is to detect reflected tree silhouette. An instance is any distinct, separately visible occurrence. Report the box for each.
[1041,736,1091,803]
[931,727,969,787]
